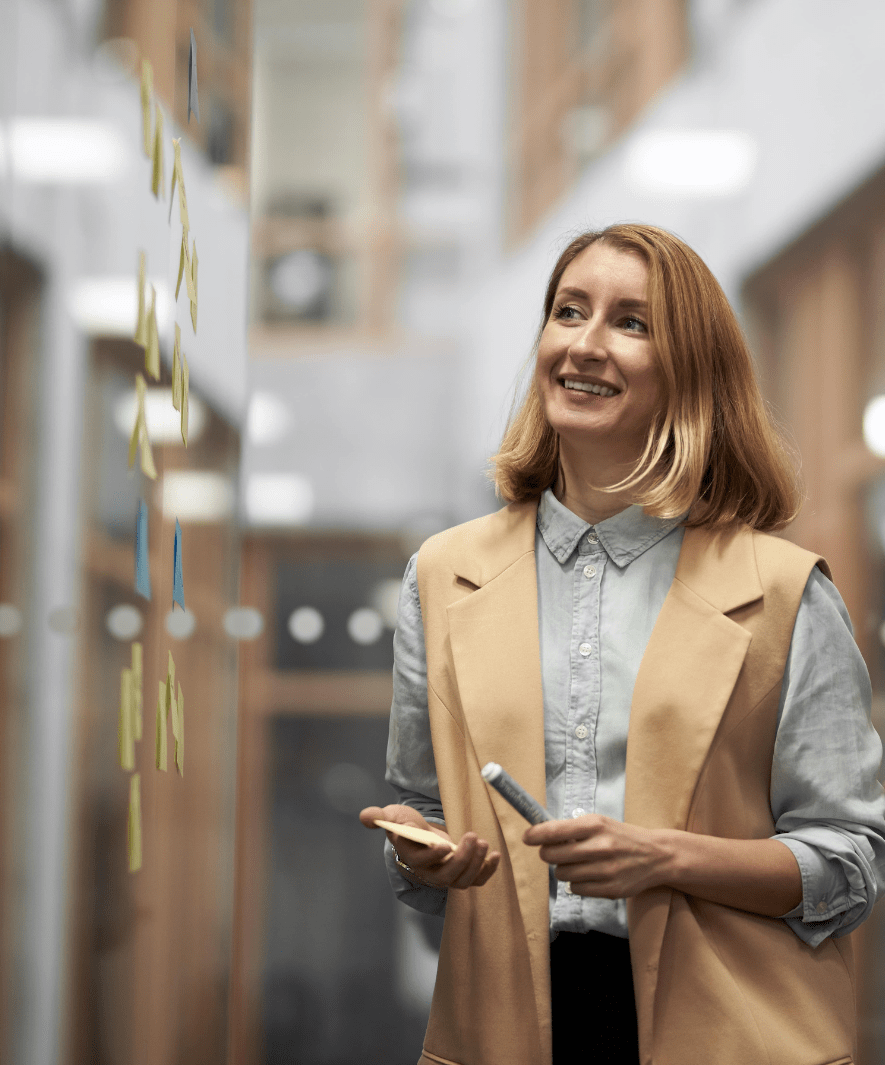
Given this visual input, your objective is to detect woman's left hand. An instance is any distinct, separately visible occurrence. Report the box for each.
[523,814,674,898]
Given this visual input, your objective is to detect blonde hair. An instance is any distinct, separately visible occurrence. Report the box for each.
[485,223,803,532]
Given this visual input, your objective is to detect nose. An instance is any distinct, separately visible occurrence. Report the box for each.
[567,314,607,361]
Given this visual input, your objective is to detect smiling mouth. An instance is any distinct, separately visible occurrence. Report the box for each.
[558,380,620,398]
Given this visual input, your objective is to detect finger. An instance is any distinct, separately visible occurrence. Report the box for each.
[434,833,479,886]
[359,806,386,828]
[450,838,489,889]
[472,851,501,886]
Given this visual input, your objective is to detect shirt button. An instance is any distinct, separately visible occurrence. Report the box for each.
[816,901,827,914]
[583,564,596,578]
[574,724,588,739]
[579,642,593,656]
[563,882,574,895]
[571,808,585,818]
[587,532,598,544]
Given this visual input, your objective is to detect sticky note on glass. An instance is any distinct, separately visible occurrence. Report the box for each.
[132,641,143,742]
[169,139,190,230]
[172,323,182,408]
[145,284,160,380]
[140,60,153,157]
[175,682,184,776]
[135,498,152,600]
[134,251,147,348]
[119,667,135,770]
[189,242,198,332]
[128,773,143,873]
[176,229,190,301]
[180,350,189,446]
[151,105,165,200]
[156,679,168,771]
[188,30,200,124]
[128,373,157,480]
[173,519,185,610]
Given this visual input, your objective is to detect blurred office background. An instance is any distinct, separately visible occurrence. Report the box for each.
[2,0,885,1063]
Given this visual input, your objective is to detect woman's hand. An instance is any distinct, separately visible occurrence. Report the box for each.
[360,804,501,890]
[523,813,672,898]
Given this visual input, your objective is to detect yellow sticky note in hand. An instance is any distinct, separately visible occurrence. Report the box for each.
[132,642,143,742]
[172,324,182,411]
[119,667,135,771]
[156,679,168,771]
[175,682,184,776]
[128,773,143,873]
[151,106,165,200]
[134,251,147,348]
[189,241,198,332]
[145,285,160,380]
[140,60,153,158]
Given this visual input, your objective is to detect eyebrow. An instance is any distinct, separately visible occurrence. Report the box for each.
[557,286,648,310]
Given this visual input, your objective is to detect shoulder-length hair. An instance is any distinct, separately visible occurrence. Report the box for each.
[485,223,804,532]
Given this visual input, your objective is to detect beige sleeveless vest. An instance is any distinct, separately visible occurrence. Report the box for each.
[413,499,856,1065]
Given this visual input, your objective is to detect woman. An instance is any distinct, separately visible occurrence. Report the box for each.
[359,224,885,1065]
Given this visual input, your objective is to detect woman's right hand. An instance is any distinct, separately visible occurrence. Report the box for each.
[359,804,501,890]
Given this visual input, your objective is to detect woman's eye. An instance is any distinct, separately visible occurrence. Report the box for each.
[553,305,581,320]
[623,316,647,332]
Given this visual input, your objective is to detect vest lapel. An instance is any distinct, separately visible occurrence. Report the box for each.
[625,521,763,1061]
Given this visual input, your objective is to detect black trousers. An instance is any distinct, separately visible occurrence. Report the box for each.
[550,930,640,1064]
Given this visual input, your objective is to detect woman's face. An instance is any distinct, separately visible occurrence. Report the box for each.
[535,242,665,457]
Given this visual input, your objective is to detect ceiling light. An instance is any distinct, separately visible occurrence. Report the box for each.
[246,391,292,446]
[245,472,314,525]
[625,129,758,197]
[863,396,885,458]
[69,276,171,337]
[2,118,130,184]
[114,386,207,445]
[160,471,235,523]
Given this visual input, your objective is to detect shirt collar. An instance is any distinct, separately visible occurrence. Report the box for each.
[536,486,689,566]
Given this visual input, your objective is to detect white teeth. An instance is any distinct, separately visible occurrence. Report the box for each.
[562,380,618,397]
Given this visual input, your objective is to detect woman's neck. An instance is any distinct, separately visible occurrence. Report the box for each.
[553,448,644,526]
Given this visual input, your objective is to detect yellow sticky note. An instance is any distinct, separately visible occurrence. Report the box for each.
[131,642,143,742]
[134,251,147,348]
[156,679,167,771]
[128,372,156,478]
[145,285,160,380]
[140,60,153,158]
[151,106,165,200]
[181,350,189,447]
[169,139,190,230]
[172,323,182,411]
[119,667,135,771]
[175,682,184,776]
[129,373,158,480]
[128,773,142,873]
[189,241,198,332]
[184,236,196,304]
[176,228,190,301]
[128,373,144,470]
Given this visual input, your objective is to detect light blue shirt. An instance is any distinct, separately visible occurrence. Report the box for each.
[384,488,885,948]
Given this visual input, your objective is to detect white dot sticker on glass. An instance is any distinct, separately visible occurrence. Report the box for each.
[288,606,324,644]
[223,606,264,640]
[106,604,143,641]
[347,608,383,645]
[165,608,196,640]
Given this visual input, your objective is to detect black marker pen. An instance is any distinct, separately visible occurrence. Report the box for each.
[481,762,551,825]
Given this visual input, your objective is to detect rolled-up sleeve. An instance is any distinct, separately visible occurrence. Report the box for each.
[383,551,448,916]
[770,565,885,948]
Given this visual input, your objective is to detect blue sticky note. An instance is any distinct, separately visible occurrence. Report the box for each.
[173,519,185,610]
[135,499,152,600]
